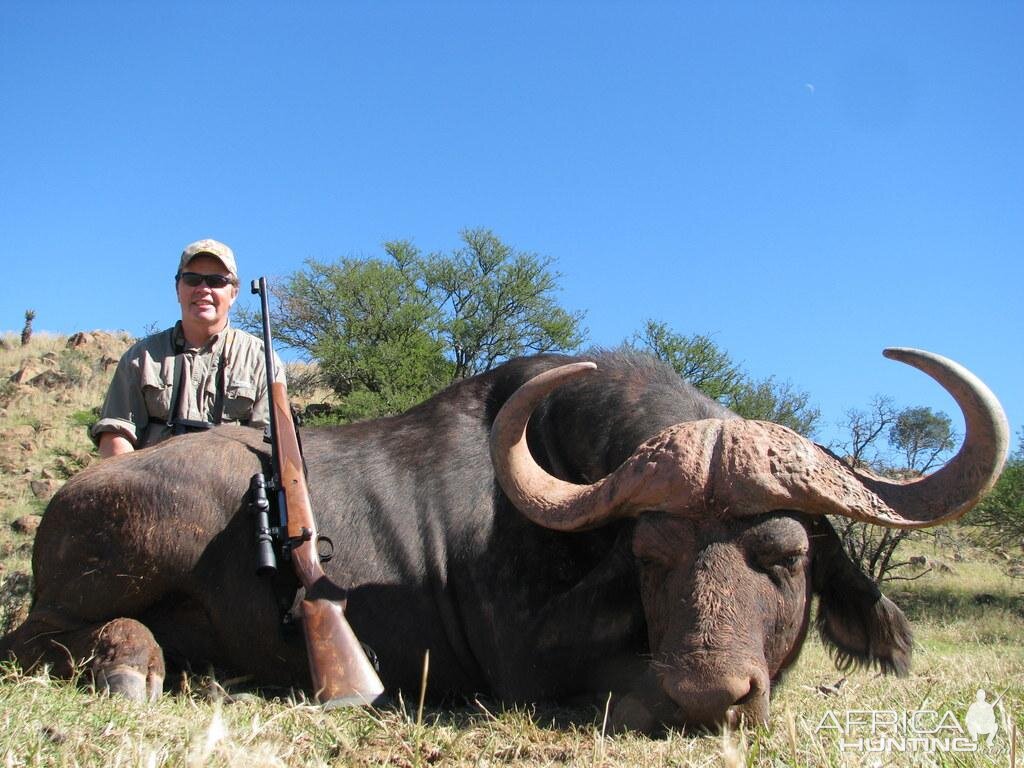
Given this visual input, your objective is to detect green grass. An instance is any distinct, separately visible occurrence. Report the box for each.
[1,332,1022,766]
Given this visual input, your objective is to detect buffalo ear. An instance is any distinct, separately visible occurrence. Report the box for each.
[809,517,912,676]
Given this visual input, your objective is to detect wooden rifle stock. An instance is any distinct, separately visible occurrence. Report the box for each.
[271,382,385,707]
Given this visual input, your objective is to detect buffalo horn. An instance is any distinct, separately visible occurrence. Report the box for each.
[489,350,1009,531]
[840,348,1009,528]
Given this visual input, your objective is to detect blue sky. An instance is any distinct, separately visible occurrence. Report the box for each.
[1,3,1020,451]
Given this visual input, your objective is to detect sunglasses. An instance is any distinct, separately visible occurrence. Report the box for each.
[177,272,235,289]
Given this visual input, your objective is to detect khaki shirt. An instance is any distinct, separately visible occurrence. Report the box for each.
[91,322,285,449]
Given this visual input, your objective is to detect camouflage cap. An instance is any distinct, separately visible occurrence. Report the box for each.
[177,239,238,280]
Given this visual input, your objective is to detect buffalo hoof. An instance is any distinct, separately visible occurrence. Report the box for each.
[94,664,162,703]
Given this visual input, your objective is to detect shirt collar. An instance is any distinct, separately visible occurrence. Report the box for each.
[172,321,230,353]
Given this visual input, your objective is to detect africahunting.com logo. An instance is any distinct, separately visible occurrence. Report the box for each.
[814,689,1010,755]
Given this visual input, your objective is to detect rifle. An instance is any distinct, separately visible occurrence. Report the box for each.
[249,276,386,708]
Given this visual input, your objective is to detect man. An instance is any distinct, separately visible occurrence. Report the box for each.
[92,239,285,458]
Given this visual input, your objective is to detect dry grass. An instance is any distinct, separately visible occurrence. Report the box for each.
[0,331,1022,766]
[0,642,1019,766]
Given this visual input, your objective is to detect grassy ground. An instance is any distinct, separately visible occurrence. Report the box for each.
[1,332,1021,766]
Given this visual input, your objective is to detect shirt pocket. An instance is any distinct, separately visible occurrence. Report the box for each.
[223,379,257,422]
[139,358,174,422]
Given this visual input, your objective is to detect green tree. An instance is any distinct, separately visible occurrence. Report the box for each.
[417,228,586,379]
[632,320,820,435]
[237,253,452,418]
[888,406,956,473]
[972,428,1024,539]
[238,230,585,419]
[634,321,744,401]
[726,376,820,436]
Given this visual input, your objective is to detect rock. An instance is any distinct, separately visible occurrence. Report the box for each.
[9,365,40,385]
[11,515,42,534]
[68,330,121,350]
[100,355,119,371]
[30,479,62,500]
[28,370,67,390]
[67,332,94,348]
[40,467,58,479]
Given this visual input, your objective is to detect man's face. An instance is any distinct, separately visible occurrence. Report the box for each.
[176,254,238,331]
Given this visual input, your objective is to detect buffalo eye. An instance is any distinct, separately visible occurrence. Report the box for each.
[742,514,811,581]
[754,550,808,583]
[631,515,694,570]
[773,553,806,573]
[633,548,671,571]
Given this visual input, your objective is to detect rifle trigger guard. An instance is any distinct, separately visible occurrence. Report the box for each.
[316,535,335,563]
[281,527,314,559]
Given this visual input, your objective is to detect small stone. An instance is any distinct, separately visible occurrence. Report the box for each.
[30,479,61,500]
[12,514,42,534]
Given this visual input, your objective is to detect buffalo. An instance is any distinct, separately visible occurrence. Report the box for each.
[0,347,1008,732]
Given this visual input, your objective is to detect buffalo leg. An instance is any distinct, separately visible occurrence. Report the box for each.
[2,609,165,702]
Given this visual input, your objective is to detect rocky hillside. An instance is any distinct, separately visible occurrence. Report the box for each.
[1,332,131,518]
[0,330,134,632]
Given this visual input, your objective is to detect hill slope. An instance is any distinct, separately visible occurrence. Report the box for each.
[0,331,133,631]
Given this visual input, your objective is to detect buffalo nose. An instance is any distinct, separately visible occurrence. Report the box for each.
[665,672,769,728]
